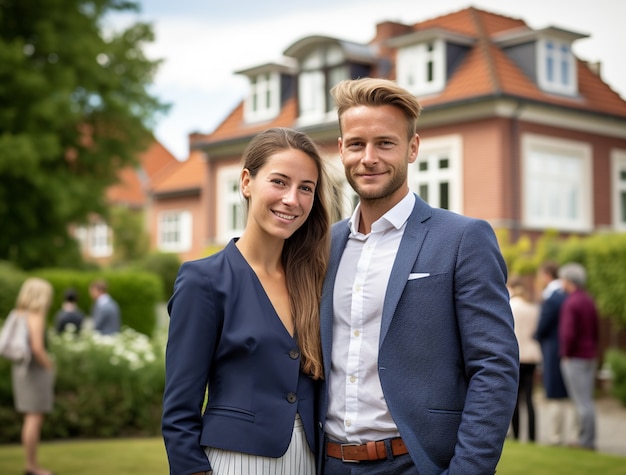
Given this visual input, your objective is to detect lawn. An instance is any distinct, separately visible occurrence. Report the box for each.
[0,438,625,474]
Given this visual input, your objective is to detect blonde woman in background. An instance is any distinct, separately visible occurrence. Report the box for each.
[11,277,55,475]
[509,276,542,442]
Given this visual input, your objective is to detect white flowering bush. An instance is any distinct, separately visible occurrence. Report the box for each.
[35,325,167,440]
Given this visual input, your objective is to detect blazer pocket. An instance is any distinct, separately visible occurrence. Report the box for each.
[204,405,255,422]
[408,272,430,280]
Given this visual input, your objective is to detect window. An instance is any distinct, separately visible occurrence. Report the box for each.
[244,72,280,122]
[612,150,626,230]
[409,135,463,213]
[216,165,245,242]
[74,222,113,258]
[158,211,191,252]
[396,40,445,96]
[538,38,576,95]
[298,45,348,123]
[522,135,592,231]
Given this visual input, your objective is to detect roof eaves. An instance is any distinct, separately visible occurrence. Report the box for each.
[386,27,476,48]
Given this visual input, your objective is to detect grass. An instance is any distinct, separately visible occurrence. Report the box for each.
[0,438,625,474]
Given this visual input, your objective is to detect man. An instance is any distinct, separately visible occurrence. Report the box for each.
[319,78,519,475]
[558,262,599,450]
[89,279,121,335]
[534,261,571,445]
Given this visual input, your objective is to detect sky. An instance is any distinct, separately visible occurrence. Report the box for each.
[115,0,626,160]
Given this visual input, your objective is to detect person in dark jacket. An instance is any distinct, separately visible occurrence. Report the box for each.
[54,288,85,335]
[535,261,572,445]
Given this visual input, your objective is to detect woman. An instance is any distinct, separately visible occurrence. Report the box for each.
[11,277,55,475]
[162,127,331,475]
[509,276,541,442]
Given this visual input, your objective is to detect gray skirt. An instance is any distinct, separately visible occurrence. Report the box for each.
[12,359,55,413]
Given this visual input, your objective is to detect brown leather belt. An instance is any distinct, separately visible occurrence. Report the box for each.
[326,437,408,462]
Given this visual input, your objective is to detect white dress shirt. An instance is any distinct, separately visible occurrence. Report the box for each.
[326,191,414,443]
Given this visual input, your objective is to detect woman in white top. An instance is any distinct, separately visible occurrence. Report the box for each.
[509,276,542,442]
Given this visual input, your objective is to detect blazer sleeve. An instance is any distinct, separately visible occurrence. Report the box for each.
[162,260,220,475]
[447,219,519,474]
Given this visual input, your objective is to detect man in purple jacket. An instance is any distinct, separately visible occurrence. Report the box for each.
[558,262,599,450]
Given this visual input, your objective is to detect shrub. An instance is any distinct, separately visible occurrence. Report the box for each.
[606,349,626,407]
[130,252,181,301]
[0,326,166,442]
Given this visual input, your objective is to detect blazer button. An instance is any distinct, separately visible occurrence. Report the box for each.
[287,392,297,403]
[289,348,300,359]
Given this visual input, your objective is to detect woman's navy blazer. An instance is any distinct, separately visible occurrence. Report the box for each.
[162,240,316,475]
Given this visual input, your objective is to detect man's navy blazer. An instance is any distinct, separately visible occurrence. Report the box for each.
[318,195,519,475]
[162,240,317,475]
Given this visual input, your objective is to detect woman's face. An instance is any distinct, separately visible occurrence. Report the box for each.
[241,148,318,241]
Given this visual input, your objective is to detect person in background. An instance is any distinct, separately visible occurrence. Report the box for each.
[558,262,599,450]
[162,128,331,475]
[508,276,542,442]
[88,279,121,335]
[54,288,85,335]
[10,277,55,475]
[535,261,571,445]
[318,77,519,475]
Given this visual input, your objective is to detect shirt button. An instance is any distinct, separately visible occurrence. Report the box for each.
[349,375,356,383]
[345,420,352,427]
[287,392,297,403]
[354,330,360,337]
[289,349,300,359]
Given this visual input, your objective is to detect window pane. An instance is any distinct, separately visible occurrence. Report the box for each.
[621,191,626,223]
[439,182,449,210]
[419,184,428,202]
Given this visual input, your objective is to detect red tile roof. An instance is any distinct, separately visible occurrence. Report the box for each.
[203,6,626,143]
[107,140,179,206]
[152,149,206,195]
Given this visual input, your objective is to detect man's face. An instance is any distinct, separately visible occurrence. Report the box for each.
[338,104,419,206]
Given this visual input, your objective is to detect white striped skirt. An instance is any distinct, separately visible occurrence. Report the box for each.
[204,413,315,475]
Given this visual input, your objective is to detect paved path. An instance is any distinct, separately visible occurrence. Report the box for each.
[515,394,626,457]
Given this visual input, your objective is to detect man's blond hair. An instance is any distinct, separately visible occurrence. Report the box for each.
[330,78,422,139]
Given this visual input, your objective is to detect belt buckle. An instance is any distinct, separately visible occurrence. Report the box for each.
[340,443,360,463]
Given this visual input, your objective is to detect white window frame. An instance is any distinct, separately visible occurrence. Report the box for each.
[297,46,348,125]
[216,165,245,243]
[157,210,191,252]
[244,72,280,123]
[74,223,112,258]
[522,134,592,232]
[611,149,626,231]
[409,134,463,214]
[537,38,577,95]
[396,39,445,97]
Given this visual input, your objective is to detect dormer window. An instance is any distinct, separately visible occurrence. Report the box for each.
[245,72,280,122]
[283,36,375,125]
[298,45,348,123]
[538,38,576,95]
[236,61,297,124]
[397,39,445,96]
[495,26,585,97]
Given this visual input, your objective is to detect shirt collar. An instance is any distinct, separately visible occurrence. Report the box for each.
[348,191,415,235]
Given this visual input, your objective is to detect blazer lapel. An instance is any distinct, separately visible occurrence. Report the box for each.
[379,196,432,345]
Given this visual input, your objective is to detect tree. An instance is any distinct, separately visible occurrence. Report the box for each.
[0,0,168,269]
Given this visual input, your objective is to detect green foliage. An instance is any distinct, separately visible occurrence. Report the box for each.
[110,206,150,265]
[606,349,626,407]
[0,326,166,442]
[0,261,26,318]
[0,0,169,270]
[129,252,181,300]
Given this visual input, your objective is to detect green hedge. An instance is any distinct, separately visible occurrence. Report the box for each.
[606,349,626,407]
[0,326,166,442]
[0,269,162,336]
[498,230,626,329]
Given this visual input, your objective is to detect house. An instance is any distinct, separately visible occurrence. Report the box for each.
[152,6,626,259]
[76,139,179,264]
